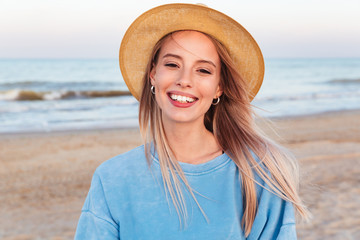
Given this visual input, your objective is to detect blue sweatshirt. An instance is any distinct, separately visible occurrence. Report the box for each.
[75,145,297,239]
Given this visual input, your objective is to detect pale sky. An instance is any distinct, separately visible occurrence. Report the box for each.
[0,0,359,58]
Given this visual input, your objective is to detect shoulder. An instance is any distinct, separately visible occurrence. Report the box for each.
[248,151,297,226]
[94,145,149,180]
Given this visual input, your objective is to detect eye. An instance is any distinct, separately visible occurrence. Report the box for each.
[164,63,179,68]
[198,68,212,74]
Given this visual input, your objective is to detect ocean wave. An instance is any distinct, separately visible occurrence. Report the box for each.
[0,80,122,91]
[327,78,360,84]
[0,89,131,101]
[257,91,360,102]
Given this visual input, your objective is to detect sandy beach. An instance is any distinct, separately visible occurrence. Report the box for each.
[0,110,359,240]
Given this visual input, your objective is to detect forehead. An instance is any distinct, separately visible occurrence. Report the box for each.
[158,31,220,63]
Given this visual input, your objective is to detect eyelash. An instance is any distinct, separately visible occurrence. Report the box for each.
[164,63,212,75]
[198,69,211,74]
[164,63,178,68]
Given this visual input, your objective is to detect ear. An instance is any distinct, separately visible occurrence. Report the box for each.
[150,64,156,86]
[215,85,223,99]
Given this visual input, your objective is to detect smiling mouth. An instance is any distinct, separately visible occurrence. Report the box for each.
[169,93,197,103]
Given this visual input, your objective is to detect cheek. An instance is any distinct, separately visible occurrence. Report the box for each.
[201,78,221,97]
[153,69,173,104]
[154,67,175,87]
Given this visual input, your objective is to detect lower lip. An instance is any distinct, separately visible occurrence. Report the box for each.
[168,95,197,108]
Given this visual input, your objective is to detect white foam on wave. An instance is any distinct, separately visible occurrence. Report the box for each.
[0,89,132,101]
[0,89,23,101]
[43,90,70,101]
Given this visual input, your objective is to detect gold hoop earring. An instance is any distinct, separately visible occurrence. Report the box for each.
[151,85,155,94]
[212,97,220,105]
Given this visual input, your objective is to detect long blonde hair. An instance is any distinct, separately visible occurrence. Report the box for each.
[139,31,309,236]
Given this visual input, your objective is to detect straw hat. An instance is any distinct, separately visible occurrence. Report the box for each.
[119,3,264,101]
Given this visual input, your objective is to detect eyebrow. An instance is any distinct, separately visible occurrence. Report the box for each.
[162,53,217,68]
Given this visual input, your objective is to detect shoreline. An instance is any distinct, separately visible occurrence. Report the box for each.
[1,108,359,139]
[0,125,140,139]
[1,109,359,239]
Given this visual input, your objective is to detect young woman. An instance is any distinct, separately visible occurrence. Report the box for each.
[75,4,309,239]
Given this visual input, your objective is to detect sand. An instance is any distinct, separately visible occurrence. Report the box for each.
[0,110,359,239]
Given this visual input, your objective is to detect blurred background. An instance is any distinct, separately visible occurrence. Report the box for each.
[0,0,359,239]
[1,0,359,134]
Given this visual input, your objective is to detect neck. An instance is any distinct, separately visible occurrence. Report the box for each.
[162,117,223,164]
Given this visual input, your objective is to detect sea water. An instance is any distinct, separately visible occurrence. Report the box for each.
[0,58,359,134]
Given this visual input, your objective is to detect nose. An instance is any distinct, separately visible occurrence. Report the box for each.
[176,67,193,88]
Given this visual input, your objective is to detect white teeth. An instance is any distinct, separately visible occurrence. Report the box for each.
[170,94,196,103]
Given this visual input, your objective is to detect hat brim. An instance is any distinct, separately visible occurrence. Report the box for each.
[119,3,264,101]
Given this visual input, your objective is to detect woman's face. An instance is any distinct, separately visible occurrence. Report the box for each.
[150,31,222,126]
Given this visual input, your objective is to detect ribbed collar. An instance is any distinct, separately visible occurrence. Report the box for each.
[150,150,232,176]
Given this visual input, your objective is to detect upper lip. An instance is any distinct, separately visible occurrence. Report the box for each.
[167,91,198,100]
